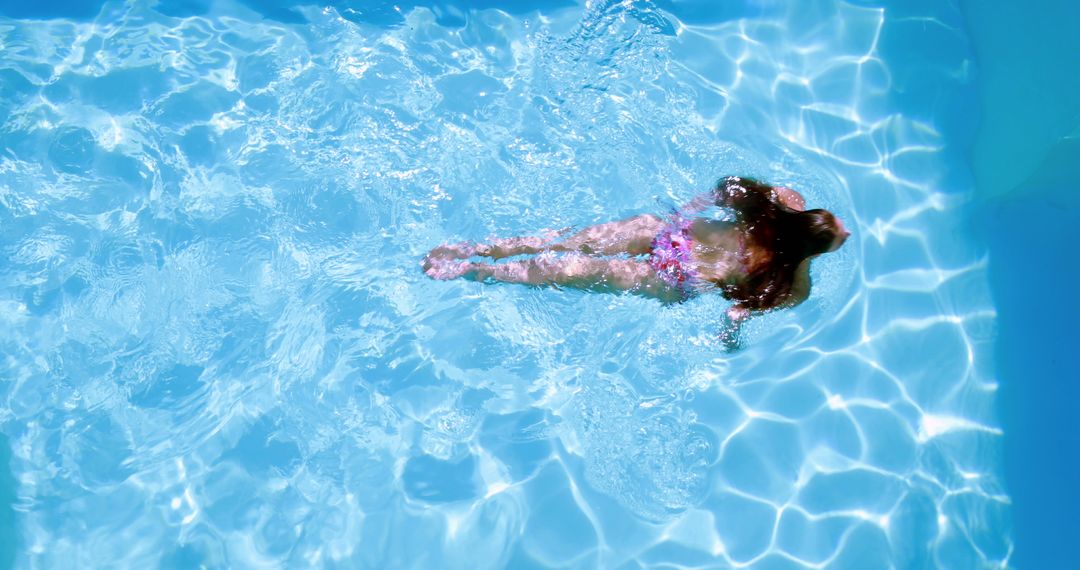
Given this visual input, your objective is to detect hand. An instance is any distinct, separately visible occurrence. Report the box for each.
[718,324,741,352]
[719,305,750,352]
[727,306,750,323]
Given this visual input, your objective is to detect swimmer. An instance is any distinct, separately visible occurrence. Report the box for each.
[423,176,850,349]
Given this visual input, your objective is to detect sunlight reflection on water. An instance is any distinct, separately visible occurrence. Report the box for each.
[0,0,1008,567]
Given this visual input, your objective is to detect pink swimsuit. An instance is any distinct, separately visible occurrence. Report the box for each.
[648,214,701,298]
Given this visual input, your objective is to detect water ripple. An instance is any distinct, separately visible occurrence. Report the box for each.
[0,0,1008,568]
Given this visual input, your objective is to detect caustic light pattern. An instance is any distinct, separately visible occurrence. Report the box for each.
[0,0,1008,568]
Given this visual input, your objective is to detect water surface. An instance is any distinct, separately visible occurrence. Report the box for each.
[0,1,1010,567]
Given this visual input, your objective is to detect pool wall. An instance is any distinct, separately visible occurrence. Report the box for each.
[963,0,1080,567]
[0,435,15,570]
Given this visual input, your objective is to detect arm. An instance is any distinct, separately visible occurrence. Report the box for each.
[679,176,769,216]
[718,262,811,351]
[681,177,804,217]
[718,305,750,352]
[715,177,809,215]
[779,260,811,309]
[713,176,775,221]
[678,191,715,216]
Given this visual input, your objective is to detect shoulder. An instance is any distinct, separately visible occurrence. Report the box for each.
[785,259,812,307]
[749,259,811,310]
[772,186,806,211]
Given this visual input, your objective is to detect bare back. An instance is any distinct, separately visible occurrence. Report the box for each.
[686,190,813,310]
[686,219,748,285]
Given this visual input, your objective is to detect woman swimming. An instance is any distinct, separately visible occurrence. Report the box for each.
[423,176,850,348]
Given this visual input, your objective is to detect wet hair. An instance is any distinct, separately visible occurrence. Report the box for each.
[716,177,844,310]
[781,208,841,259]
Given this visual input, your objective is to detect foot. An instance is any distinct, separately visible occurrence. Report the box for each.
[428,241,479,260]
[423,257,475,280]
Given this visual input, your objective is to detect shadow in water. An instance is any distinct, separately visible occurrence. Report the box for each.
[0,434,16,570]
[980,188,1080,567]
[0,0,103,19]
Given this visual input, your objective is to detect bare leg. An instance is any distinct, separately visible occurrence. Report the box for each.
[428,229,567,260]
[543,214,664,257]
[460,253,677,301]
[431,214,665,260]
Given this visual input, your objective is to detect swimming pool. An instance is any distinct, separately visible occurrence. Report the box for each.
[0,0,1029,567]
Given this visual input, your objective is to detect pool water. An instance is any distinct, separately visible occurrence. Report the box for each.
[0,0,1024,567]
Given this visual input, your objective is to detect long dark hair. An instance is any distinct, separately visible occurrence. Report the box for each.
[717,177,840,310]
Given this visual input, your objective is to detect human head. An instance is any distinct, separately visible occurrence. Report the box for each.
[828,215,850,252]
[795,208,850,256]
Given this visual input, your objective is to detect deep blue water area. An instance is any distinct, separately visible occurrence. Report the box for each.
[982,189,1080,569]
[963,0,1080,565]
[0,435,15,570]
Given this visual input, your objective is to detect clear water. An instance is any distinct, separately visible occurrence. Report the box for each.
[0,1,1013,568]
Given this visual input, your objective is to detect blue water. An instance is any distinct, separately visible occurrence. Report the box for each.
[0,0,1043,567]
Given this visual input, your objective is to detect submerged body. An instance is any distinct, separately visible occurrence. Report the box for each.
[423,177,850,346]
